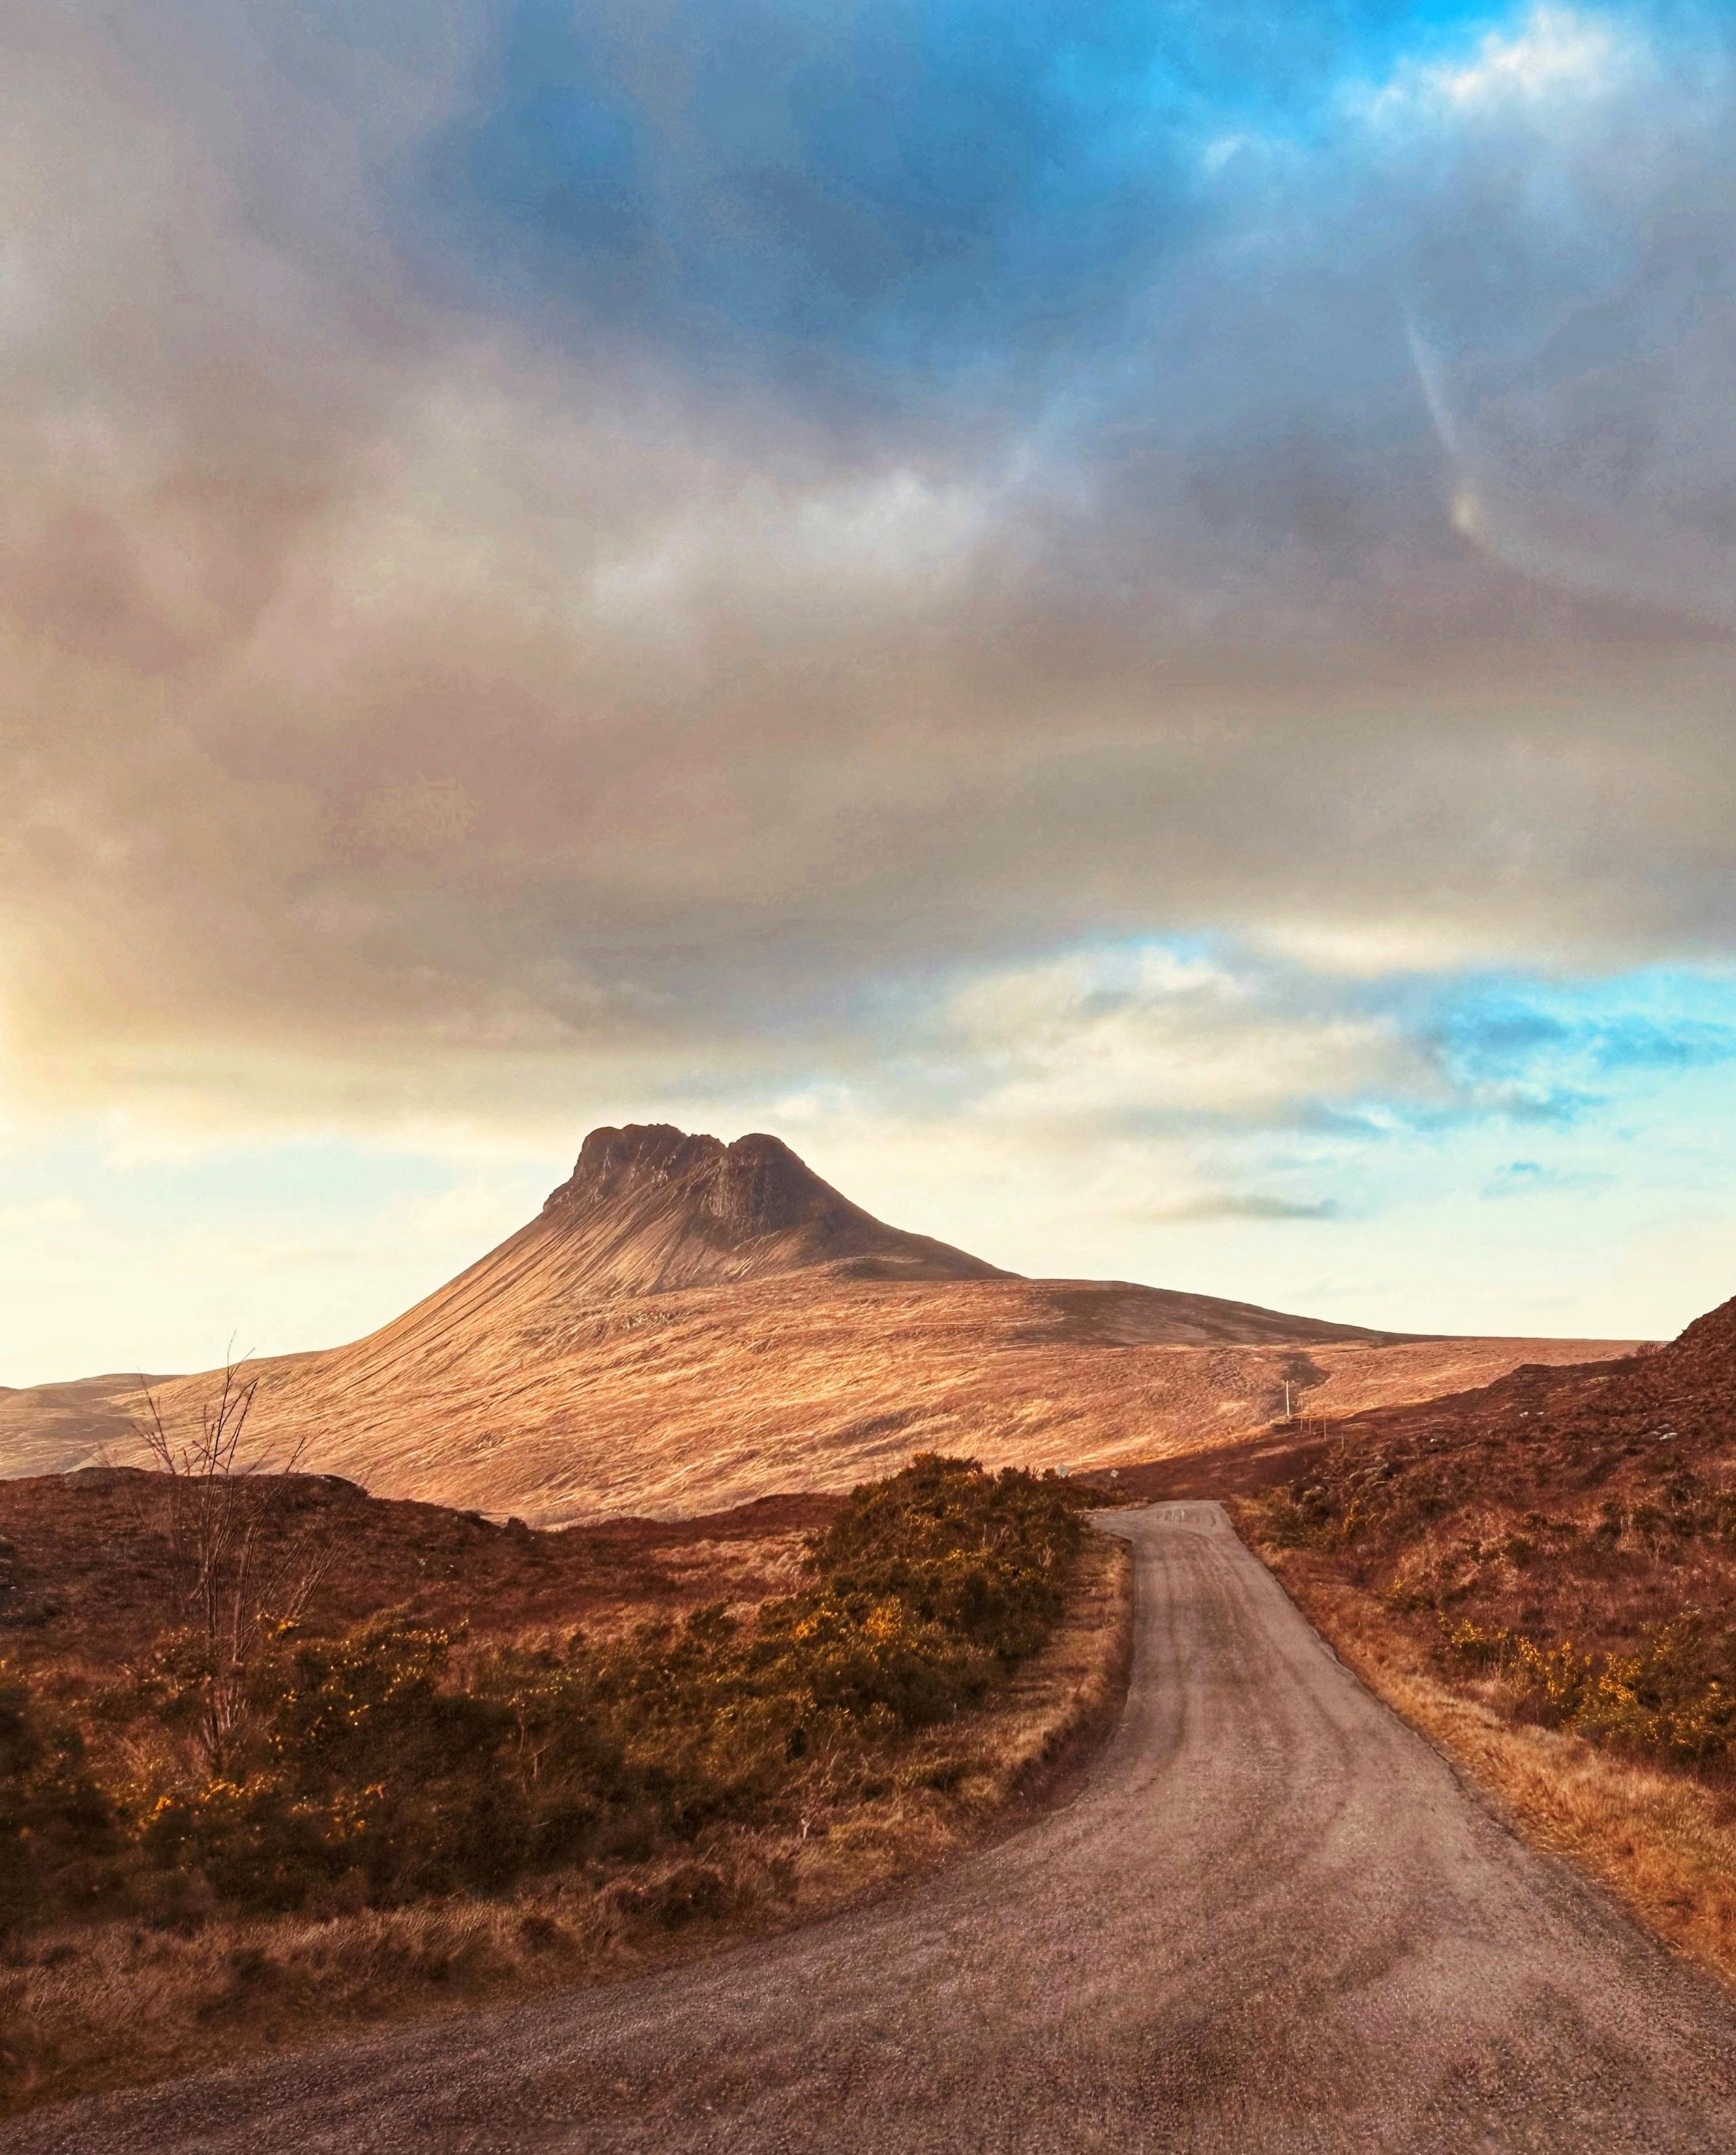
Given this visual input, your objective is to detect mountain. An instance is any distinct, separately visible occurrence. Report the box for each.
[534,1125,1008,1292]
[1,1125,1641,1522]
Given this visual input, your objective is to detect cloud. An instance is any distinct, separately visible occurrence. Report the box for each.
[1369,5,1628,119]
[1481,1158,1611,1200]
[930,945,1431,1132]
[1129,1191,1341,1223]
[3,0,1736,1149]
[1387,7,1736,635]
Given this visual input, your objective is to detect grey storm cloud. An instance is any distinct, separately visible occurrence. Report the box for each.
[3,1,1735,1134]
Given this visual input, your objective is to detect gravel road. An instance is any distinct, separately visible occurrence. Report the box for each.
[14,1501,1736,2153]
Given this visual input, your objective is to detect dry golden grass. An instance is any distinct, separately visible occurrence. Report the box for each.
[0,1374,157,1480]
[80,1257,1630,1526]
[1255,1543,1736,1988]
[0,1529,1132,2115]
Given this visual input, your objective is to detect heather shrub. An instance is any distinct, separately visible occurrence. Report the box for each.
[0,1669,115,1931]
[0,1457,1090,1936]
[1250,1481,1373,1554]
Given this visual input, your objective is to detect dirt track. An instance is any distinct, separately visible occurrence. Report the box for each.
[14,1504,1736,2153]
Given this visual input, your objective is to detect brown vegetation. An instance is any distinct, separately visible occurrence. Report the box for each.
[1238,1292,1736,1981]
[0,1457,1130,2112]
[0,1471,834,1675]
[22,1126,1638,1524]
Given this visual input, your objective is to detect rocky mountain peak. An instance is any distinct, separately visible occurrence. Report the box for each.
[547,1125,828,1232]
[538,1124,1009,1288]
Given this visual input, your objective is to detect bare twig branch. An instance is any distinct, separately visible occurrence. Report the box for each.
[127,1363,332,1772]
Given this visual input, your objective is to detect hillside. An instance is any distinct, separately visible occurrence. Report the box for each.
[1242,1288,1736,1747]
[1276,1292,1736,1488]
[0,1373,172,1480]
[3,1126,1640,1523]
[0,1466,834,1670]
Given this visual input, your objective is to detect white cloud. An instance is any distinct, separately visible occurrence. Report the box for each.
[1361,6,1630,125]
[1436,6,1623,109]
[941,947,1428,1124]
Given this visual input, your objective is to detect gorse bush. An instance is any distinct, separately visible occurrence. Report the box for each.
[0,1457,1090,1935]
[1442,1611,1736,1764]
[810,1452,1081,1659]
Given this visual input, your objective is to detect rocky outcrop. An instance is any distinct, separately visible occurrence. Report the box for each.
[538,1124,1009,1293]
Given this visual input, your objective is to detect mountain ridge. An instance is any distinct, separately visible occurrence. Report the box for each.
[0,1126,1644,1520]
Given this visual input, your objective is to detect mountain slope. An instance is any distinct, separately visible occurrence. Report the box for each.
[532,1124,1008,1294]
[307,1126,1006,1395]
[49,1124,1626,1524]
[0,1373,174,1480]
[1290,1288,1736,1481]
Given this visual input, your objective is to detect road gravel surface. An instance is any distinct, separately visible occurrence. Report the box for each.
[13,1501,1736,2152]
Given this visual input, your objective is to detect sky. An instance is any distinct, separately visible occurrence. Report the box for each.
[4,0,1736,1381]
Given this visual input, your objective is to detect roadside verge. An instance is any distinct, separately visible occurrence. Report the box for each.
[1241,1525,1736,1989]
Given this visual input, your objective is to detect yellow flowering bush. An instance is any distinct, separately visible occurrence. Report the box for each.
[1,1458,1092,1933]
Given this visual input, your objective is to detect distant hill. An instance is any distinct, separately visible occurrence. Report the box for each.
[0,1372,172,1480]
[0,1125,1642,1521]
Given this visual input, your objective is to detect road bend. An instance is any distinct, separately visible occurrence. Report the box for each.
[13,1502,1736,2153]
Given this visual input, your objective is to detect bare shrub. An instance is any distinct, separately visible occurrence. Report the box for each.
[131,1366,331,1772]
